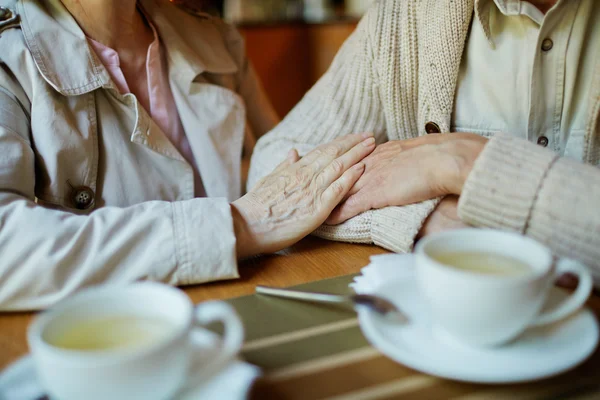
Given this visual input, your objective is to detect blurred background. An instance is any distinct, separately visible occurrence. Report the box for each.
[172,0,374,119]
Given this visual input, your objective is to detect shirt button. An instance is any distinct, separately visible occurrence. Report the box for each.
[425,121,441,134]
[537,136,549,147]
[0,7,13,21]
[72,186,95,210]
[541,38,553,52]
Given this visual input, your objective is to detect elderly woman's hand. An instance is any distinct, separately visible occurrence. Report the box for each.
[232,133,376,258]
[326,133,488,225]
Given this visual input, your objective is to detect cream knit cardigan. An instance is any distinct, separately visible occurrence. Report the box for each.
[248,0,600,275]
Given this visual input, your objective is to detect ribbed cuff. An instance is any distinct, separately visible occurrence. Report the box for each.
[172,198,239,285]
[458,135,558,233]
[371,199,441,253]
[527,158,600,271]
[314,212,373,243]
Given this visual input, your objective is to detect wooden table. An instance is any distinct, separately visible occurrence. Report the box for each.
[1,237,599,399]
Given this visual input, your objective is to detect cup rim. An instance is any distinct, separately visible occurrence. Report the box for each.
[27,282,192,365]
[414,229,553,284]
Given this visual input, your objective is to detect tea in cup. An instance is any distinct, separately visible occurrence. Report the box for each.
[27,282,244,400]
[415,229,593,347]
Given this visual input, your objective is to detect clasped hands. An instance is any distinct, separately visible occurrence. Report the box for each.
[233,132,487,259]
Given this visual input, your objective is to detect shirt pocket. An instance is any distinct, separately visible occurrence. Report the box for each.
[452,126,503,138]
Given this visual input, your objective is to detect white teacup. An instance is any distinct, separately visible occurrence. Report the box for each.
[27,282,244,400]
[415,229,593,348]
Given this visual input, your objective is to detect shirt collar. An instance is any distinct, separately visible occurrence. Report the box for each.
[474,0,553,46]
[17,0,238,96]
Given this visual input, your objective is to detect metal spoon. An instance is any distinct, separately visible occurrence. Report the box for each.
[255,285,409,323]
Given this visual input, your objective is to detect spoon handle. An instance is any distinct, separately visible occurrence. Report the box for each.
[256,286,349,305]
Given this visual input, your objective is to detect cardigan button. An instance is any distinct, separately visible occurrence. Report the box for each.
[537,136,549,147]
[425,121,441,134]
[72,186,95,210]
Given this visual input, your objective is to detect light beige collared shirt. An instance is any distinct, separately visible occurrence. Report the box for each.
[453,0,600,160]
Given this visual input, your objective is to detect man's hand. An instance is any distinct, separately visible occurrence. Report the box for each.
[326,133,487,225]
[417,195,469,239]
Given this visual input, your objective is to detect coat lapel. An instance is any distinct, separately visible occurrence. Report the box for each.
[170,83,245,201]
[142,0,244,200]
[17,0,109,95]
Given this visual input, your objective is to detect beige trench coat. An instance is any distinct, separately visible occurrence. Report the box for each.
[0,0,278,310]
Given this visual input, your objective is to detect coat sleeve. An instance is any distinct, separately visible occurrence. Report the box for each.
[458,135,600,285]
[0,86,239,311]
[247,3,441,254]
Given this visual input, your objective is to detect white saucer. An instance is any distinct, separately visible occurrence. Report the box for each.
[356,259,600,384]
[0,329,260,400]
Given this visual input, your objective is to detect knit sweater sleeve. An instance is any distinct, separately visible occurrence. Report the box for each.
[248,3,439,254]
[458,135,600,283]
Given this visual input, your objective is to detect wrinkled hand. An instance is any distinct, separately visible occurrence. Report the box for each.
[327,133,487,225]
[232,133,376,258]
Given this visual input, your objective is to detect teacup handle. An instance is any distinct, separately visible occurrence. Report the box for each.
[531,259,593,327]
[192,301,244,375]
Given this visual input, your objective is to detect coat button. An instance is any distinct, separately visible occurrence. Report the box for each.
[541,38,553,52]
[425,121,441,134]
[72,186,95,210]
[537,136,549,147]
[0,7,12,21]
